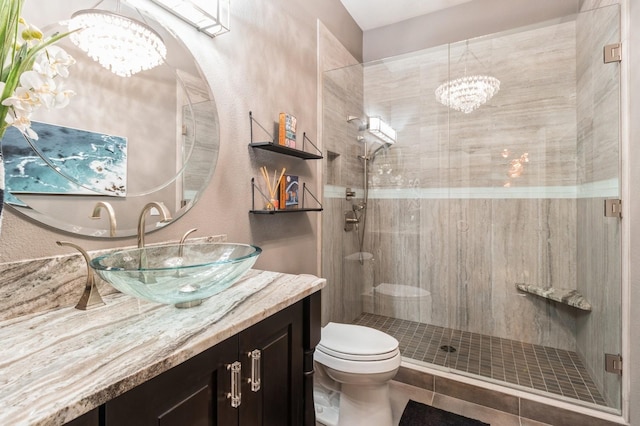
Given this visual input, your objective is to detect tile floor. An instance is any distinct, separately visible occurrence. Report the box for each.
[355,313,607,407]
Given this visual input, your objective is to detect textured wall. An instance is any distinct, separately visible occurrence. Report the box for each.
[0,0,362,282]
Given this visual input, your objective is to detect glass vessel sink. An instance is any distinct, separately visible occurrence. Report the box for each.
[90,243,262,308]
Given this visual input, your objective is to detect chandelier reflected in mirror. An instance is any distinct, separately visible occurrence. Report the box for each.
[67,9,167,78]
[435,41,500,114]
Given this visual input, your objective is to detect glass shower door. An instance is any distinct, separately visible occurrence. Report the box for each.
[321,1,622,413]
[441,4,622,411]
[574,3,622,410]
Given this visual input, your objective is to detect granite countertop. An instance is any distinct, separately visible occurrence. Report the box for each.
[0,269,325,426]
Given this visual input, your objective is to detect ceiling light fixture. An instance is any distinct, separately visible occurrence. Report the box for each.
[435,41,500,114]
[67,9,167,78]
[149,0,230,37]
[368,116,397,145]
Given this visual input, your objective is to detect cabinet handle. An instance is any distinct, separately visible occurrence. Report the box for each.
[248,349,261,392]
[226,361,242,408]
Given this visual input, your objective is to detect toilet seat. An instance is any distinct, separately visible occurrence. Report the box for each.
[317,344,398,362]
[315,323,401,374]
[320,322,399,355]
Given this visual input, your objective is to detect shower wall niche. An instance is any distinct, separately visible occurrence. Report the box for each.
[322,4,621,413]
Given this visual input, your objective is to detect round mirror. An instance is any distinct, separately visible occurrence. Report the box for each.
[1,0,219,237]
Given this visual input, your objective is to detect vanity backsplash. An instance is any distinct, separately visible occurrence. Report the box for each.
[0,235,226,321]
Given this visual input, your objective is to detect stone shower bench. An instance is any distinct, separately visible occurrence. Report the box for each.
[516,283,592,311]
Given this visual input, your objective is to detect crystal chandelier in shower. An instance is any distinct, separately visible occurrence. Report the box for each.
[435,74,500,114]
[435,40,500,114]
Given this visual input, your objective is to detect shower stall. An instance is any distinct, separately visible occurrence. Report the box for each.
[321,3,622,415]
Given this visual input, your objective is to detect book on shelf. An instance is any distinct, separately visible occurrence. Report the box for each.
[279,175,299,209]
[278,113,297,148]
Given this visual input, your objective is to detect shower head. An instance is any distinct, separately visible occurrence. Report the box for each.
[346,115,368,131]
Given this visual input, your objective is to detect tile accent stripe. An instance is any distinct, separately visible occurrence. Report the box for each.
[325,179,618,200]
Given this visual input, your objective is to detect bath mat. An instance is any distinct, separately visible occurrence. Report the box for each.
[399,400,489,426]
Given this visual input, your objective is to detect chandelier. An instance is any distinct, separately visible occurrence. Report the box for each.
[435,75,500,114]
[435,40,500,114]
[68,10,167,78]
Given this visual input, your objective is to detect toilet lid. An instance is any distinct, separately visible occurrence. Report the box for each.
[318,322,399,361]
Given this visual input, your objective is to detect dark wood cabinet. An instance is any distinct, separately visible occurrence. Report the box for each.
[64,408,100,426]
[238,301,303,426]
[104,336,237,425]
[67,295,320,426]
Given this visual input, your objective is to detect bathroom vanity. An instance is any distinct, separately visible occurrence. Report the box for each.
[0,269,324,426]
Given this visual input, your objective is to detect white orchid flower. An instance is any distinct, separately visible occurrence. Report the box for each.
[33,46,76,78]
[4,110,38,140]
[1,12,75,140]
[1,86,42,112]
[53,87,75,109]
[18,70,59,108]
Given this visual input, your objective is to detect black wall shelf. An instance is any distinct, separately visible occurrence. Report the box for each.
[249,141,322,160]
[250,208,323,215]
[249,111,322,160]
[248,111,323,215]
[250,178,323,214]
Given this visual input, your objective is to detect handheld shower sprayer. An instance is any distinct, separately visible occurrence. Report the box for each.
[345,114,398,263]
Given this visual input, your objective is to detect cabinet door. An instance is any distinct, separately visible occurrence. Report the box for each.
[104,336,238,426]
[239,302,303,426]
[64,407,99,426]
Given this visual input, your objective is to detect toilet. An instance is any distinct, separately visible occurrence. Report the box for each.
[313,322,401,426]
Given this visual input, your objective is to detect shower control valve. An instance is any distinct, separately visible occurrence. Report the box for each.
[344,211,359,232]
[345,188,356,200]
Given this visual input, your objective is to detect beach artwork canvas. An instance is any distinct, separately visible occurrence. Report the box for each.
[1,121,127,197]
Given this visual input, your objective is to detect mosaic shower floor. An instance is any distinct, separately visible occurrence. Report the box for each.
[354,313,607,406]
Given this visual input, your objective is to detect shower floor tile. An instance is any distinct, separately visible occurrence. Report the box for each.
[354,313,607,407]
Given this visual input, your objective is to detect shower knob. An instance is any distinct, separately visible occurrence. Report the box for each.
[346,188,356,199]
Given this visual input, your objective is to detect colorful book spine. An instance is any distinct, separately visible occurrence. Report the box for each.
[279,175,299,209]
[278,113,297,148]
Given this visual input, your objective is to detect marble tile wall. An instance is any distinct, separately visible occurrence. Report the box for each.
[0,235,226,321]
[362,21,577,190]
[366,198,578,350]
[575,3,622,408]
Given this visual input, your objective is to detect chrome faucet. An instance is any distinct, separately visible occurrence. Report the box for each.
[137,202,173,249]
[90,201,117,237]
